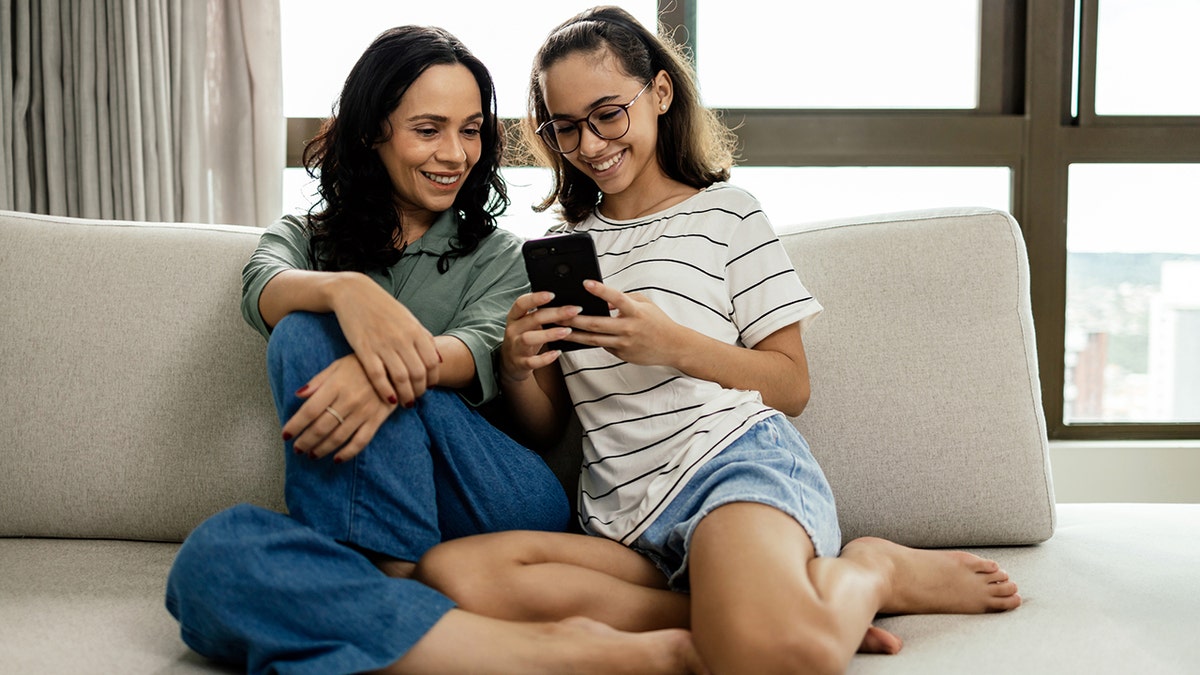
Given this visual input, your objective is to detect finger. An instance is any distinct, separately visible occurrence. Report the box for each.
[395,344,429,402]
[359,353,399,405]
[509,291,556,320]
[307,412,359,460]
[531,304,582,326]
[583,280,631,311]
[282,385,337,443]
[378,350,413,405]
[291,404,343,457]
[332,415,385,463]
[523,348,563,371]
[415,333,441,387]
[521,326,573,354]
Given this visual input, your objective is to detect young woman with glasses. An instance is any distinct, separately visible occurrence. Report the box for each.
[415,7,1022,674]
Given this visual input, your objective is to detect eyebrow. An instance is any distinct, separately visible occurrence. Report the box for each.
[405,112,484,123]
[550,94,621,120]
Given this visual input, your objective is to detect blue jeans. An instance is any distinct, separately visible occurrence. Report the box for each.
[166,312,570,674]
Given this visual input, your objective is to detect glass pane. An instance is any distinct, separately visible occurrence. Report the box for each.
[282,166,558,240]
[1096,0,1200,115]
[1065,164,1200,424]
[729,166,1011,229]
[282,1,658,119]
[696,0,979,109]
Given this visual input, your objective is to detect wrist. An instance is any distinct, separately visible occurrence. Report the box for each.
[326,271,373,312]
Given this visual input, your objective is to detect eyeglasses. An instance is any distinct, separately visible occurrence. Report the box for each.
[536,81,654,155]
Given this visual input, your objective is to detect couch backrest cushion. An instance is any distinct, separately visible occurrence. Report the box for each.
[780,207,1056,546]
[0,211,284,542]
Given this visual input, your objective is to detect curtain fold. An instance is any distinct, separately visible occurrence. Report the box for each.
[1,0,283,227]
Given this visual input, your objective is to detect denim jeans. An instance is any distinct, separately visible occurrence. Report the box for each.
[166,312,570,675]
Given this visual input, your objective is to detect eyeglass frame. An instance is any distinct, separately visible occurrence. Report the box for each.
[535,80,655,155]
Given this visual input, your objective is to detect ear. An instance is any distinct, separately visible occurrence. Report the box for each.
[653,69,673,114]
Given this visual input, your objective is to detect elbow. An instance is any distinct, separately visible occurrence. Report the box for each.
[773,382,810,418]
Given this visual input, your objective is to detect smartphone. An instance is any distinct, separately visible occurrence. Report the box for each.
[522,232,608,351]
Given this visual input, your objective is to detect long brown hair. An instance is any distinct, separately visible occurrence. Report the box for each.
[523,6,737,224]
[303,26,508,273]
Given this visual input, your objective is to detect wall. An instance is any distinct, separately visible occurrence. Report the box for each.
[1050,441,1200,503]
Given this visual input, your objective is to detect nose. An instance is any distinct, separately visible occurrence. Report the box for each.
[437,134,467,164]
[577,123,608,157]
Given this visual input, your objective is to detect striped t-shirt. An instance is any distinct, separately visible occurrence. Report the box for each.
[554,183,823,544]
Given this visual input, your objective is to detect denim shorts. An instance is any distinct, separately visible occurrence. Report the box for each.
[631,414,841,591]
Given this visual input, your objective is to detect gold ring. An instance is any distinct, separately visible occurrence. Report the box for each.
[324,406,345,425]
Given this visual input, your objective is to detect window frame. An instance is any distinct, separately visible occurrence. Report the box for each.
[283,0,1200,440]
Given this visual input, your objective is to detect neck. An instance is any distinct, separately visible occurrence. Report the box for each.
[598,173,700,221]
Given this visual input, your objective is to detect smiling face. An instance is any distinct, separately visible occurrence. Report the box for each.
[376,63,483,231]
[540,49,673,214]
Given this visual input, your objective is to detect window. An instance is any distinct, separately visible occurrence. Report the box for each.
[1065,163,1200,424]
[696,0,980,109]
[1094,0,1200,116]
[282,0,1200,441]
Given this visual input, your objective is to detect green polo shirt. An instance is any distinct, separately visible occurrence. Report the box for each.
[241,211,529,405]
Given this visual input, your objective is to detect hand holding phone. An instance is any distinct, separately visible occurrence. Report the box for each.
[522,233,607,351]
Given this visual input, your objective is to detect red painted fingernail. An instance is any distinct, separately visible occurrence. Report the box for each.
[388,395,398,405]
[282,431,293,441]
[333,456,344,464]
[404,401,415,409]
[295,385,309,396]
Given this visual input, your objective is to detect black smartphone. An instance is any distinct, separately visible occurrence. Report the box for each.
[522,232,608,351]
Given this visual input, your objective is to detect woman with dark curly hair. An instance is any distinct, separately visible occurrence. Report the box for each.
[165,25,704,675]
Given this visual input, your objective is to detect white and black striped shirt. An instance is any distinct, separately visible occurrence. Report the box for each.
[555,184,822,544]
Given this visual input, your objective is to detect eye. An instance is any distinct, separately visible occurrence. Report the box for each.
[462,126,481,138]
[593,107,623,123]
[414,127,437,138]
[552,123,578,136]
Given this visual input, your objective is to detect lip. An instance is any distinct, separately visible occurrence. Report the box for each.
[583,149,625,177]
[421,170,464,190]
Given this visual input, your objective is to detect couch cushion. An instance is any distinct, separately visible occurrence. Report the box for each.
[779,208,1055,546]
[0,210,284,542]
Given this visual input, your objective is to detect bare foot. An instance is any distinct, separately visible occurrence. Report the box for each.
[858,624,903,654]
[841,537,1021,615]
[556,617,709,674]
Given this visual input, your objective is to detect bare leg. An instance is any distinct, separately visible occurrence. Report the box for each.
[417,529,901,654]
[415,530,690,631]
[688,503,1020,675]
[689,503,884,675]
[374,610,707,675]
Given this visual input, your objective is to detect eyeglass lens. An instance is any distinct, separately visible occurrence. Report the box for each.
[544,105,631,154]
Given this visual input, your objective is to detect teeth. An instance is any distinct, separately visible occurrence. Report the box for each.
[423,172,459,185]
[590,152,622,172]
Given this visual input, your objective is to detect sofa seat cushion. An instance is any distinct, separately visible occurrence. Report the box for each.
[3,504,1197,674]
[856,503,1200,674]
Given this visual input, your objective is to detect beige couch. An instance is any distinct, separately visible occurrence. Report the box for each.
[2,206,1197,674]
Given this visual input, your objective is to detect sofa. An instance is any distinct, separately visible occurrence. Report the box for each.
[1,205,1197,674]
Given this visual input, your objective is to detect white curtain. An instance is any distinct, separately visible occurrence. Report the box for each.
[0,0,283,228]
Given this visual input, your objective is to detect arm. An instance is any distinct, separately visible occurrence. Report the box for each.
[242,216,444,405]
[564,281,811,416]
[495,292,577,449]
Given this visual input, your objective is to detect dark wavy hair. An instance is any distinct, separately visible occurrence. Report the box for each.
[302,26,508,273]
[523,6,736,224]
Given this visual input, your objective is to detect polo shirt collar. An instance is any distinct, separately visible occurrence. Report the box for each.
[402,210,458,256]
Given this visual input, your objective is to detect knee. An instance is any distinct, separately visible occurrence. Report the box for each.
[266,311,346,372]
[169,505,269,590]
[412,540,493,608]
[413,533,542,619]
